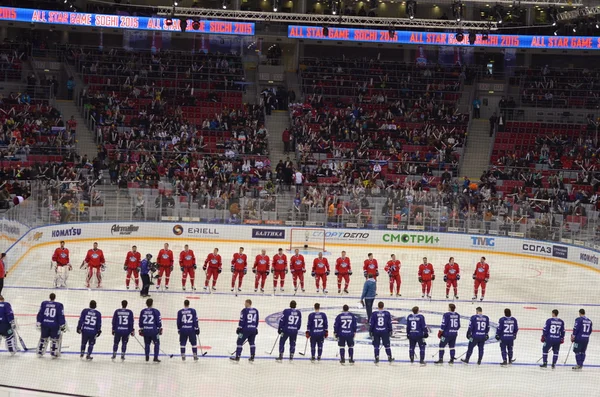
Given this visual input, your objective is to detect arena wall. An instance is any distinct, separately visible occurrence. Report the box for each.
[3,222,600,275]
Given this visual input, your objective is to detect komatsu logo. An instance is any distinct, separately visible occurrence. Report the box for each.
[580,253,599,265]
[51,228,81,238]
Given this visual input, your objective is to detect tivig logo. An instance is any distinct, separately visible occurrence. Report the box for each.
[471,236,495,247]
[173,225,184,236]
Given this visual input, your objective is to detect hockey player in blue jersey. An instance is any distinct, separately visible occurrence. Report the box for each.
[540,309,565,369]
[112,300,134,361]
[231,299,259,362]
[0,295,16,355]
[435,303,460,365]
[306,302,328,362]
[36,293,66,358]
[139,298,162,363]
[370,301,394,364]
[407,306,428,365]
[277,300,302,362]
[177,299,200,361]
[334,304,357,365]
[462,306,489,365]
[496,308,518,366]
[77,300,102,361]
[571,308,593,370]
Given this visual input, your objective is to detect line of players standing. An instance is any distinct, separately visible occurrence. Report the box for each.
[52,242,491,301]
[2,293,589,370]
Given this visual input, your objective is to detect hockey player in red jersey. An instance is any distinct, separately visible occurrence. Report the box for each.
[363,253,379,280]
[203,248,222,291]
[52,240,71,288]
[312,252,330,294]
[290,249,306,293]
[272,248,288,293]
[82,242,105,288]
[231,247,247,293]
[473,257,490,301]
[124,245,141,289]
[156,243,174,289]
[418,257,435,298]
[385,254,401,297]
[180,244,197,291]
[443,257,460,299]
[335,251,352,294]
[253,249,270,293]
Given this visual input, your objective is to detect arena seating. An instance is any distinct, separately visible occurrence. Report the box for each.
[512,67,600,109]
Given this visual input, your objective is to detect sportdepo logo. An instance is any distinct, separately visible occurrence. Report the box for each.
[173,225,184,236]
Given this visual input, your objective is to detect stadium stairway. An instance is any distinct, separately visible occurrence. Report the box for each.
[460,118,494,181]
[54,99,98,160]
[266,110,292,167]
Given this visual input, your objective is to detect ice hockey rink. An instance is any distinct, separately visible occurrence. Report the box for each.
[1,235,599,397]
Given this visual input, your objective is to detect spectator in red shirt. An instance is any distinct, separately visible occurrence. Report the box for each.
[282,128,291,154]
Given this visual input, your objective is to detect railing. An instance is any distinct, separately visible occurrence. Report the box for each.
[32,186,600,246]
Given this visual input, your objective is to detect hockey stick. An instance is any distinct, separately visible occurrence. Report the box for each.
[536,356,544,363]
[230,340,247,356]
[197,336,208,357]
[298,337,309,356]
[456,350,468,359]
[564,342,573,364]
[265,334,280,355]
[159,346,175,359]
[133,334,145,350]
[16,331,30,351]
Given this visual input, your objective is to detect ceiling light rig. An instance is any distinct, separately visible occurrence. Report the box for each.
[406,0,417,20]
[156,6,499,30]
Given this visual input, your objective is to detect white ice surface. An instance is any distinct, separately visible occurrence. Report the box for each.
[0,240,599,397]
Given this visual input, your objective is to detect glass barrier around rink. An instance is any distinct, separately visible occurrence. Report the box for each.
[8,178,598,250]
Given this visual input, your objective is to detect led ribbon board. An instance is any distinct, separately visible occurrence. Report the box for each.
[0,7,255,36]
[288,25,600,50]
